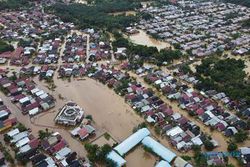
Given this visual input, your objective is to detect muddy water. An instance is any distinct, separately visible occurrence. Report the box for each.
[125,146,157,167]
[109,11,137,16]
[128,30,171,50]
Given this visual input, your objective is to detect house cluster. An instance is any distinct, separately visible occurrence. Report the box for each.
[55,101,84,126]
[41,132,90,167]
[4,125,90,167]
[19,65,57,81]
[58,64,87,78]
[0,76,55,116]
[62,33,87,63]
[33,38,62,64]
[143,69,248,138]
[5,127,42,163]
[0,6,74,66]
[0,8,73,41]
[175,68,250,120]
[0,47,30,66]
[138,1,250,56]
[88,30,112,61]
[0,99,17,133]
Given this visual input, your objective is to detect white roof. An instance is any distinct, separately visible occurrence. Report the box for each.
[40,93,48,99]
[55,147,71,160]
[35,90,45,97]
[7,128,20,137]
[142,136,176,163]
[16,137,30,148]
[70,127,81,136]
[155,160,171,167]
[19,97,30,104]
[11,131,29,143]
[19,144,31,153]
[31,88,40,94]
[114,128,150,156]
[0,110,9,118]
[45,157,56,167]
[29,107,39,116]
[191,136,203,146]
[141,105,151,113]
[107,151,126,167]
[166,126,183,137]
[174,157,189,167]
[240,147,250,155]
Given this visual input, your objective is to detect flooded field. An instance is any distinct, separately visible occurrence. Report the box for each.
[125,146,157,167]
[109,11,136,16]
[128,30,171,50]
[91,134,117,147]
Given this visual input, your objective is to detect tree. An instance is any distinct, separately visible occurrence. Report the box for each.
[38,129,51,139]
[227,142,238,152]
[16,123,27,132]
[204,140,215,151]
[234,131,248,143]
[0,40,14,54]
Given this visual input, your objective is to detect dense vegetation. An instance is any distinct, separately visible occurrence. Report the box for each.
[112,33,182,66]
[84,143,116,166]
[195,57,250,104]
[48,0,140,30]
[0,0,30,10]
[242,19,250,28]
[0,40,14,54]
[224,0,250,7]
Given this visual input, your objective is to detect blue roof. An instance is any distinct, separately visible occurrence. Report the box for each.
[114,128,150,156]
[155,160,171,167]
[142,136,176,163]
[107,151,126,167]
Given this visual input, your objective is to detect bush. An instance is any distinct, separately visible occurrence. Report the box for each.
[16,123,27,132]
[227,142,238,152]
[181,155,192,161]
[204,140,215,151]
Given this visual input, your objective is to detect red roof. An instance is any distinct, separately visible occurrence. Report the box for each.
[51,139,66,153]
[29,138,40,149]
[163,108,173,116]
[3,118,17,126]
[0,51,12,58]
[196,108,205,115]
[12,47,23,58]
[78,128,89,139]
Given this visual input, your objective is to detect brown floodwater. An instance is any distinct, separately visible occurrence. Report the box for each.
[109,11,137,16]
[128,30,171,50]
[125,146,157,167]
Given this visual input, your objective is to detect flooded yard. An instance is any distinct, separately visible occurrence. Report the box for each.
[109,11,136,16]
[125,146,157,167]
[128,30,171,50]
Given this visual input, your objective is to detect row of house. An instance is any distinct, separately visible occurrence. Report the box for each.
[0,75,55,116]
[143,69,247,138]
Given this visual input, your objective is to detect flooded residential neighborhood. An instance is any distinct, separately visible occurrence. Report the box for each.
[0,0,249,167]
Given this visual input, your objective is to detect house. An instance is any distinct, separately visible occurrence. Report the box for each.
[239,147,250,165]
